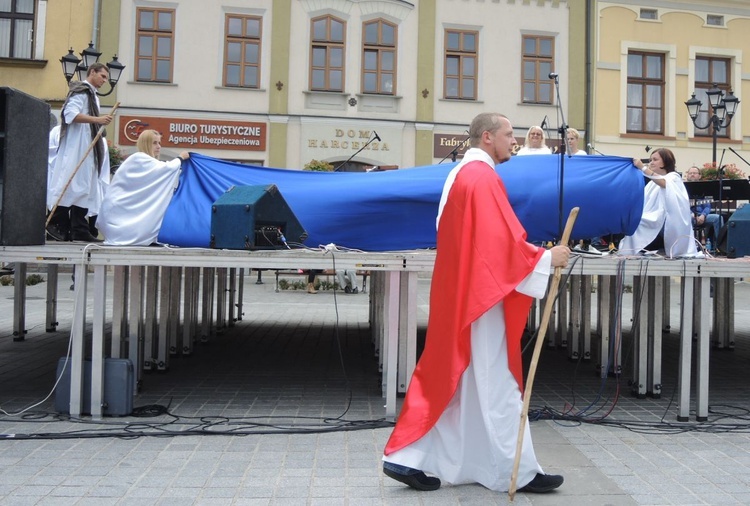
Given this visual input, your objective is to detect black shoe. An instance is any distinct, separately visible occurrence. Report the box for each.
[518,473,564,493]
[71,232,103,243]
[344,286,352,294]
[383,462,440,491]
[352,287,359,294]
[46,225,68,242]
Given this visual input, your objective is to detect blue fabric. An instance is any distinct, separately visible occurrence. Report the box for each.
[158,153,644,251]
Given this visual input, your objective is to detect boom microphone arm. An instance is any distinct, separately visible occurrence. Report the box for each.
[333,131,381,172]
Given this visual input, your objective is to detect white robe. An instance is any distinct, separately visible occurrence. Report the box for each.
[47,84,110,213]
[516,146,552,156]
[385,147,553,491]
[96,153,182,246]
[618,172,699,258]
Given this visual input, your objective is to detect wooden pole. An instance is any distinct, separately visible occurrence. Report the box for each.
[508,206,579,501]
[46,102,120,228]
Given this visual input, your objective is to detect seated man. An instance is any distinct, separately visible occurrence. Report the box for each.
[685,166,723,250]
[336,270,360,293]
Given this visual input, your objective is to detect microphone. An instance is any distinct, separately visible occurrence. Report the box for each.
[373,131,381,142]
[540,115,548,130]
[548,72,558,79]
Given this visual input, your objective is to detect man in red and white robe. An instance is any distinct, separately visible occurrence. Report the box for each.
[383,113,570,494]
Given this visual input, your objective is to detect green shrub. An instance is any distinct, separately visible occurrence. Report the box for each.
[26,274,45,286]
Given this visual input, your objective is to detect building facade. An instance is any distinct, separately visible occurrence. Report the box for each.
[106,0,574,168]
[592,0,750,170]
[2,1,622,171]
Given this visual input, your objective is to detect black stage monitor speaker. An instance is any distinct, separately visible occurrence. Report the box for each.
[210,184,308,250]
[0,87,49,245]
[725,204,750,258]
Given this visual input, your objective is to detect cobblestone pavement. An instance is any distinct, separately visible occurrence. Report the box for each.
[0,269,748,505]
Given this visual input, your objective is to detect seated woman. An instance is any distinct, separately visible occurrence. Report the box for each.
[96,129,189,246]
[618,148,698,258]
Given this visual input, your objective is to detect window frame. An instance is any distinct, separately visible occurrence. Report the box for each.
[0,0,36,60]
[361,18,397,96]
[443,28,478,101]
[223,13,262,89]
[135,6,175,83]
[309,14,346,92]
[694,55,731,138]
[521,34,555,104]
[626,51,665,135]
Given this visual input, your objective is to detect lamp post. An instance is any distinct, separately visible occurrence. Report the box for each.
[59,42,125,97]
[684,83,740,167]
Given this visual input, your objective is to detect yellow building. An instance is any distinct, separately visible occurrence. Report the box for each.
[592,1,749,171]
[0,0,121,109]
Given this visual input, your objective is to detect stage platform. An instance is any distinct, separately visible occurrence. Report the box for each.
[2,243,750,424]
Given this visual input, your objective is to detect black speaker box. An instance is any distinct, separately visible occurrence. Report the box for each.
[725,204,750,258]
[0,87,49,245]
[210,184,307,250]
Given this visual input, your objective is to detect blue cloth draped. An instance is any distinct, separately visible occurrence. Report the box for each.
[158,153,644,251]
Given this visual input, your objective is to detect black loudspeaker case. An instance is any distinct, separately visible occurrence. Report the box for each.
[726,204,750,258]
[0,87,49,245]
[54,358,134,416]
[210,184,307,250]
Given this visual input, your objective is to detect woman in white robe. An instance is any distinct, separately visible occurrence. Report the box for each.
[618,148,699,258]
[96,130,189,246]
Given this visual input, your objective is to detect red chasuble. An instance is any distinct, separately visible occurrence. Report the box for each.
[384,160,544,455]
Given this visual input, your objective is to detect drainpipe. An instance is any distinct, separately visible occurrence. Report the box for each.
[92,0,101,46]
[585,0,593,146]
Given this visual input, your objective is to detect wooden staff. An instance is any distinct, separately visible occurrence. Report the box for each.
[46,102,120,227]
[508,206,579,501]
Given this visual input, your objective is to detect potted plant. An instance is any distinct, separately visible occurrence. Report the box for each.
[303,159,334,172]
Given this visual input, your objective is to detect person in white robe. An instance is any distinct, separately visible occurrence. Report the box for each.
[618,148,700,258]
[382,113,570,494]
[96,129,189,246]
[47,63,113,242]
[516,125,552,156]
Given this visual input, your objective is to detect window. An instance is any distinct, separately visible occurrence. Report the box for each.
[694,56,731,138]
[640,8,658,20]
[707,15,724,27]
[224,14,261,88]
[362,19,396,95]
[0,0,34,59]
[310,15,345,92]
[522,35,554,104]
[626,51,664,134]
[444,29,477,100]
[135,7,174,82]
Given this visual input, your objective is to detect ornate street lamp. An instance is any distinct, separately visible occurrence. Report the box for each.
[685,83,740,166]
[59,42,126,97]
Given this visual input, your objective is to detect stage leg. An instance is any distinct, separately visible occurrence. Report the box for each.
[111,266,129,358]
[91,265,107,420]
[69,263,88,417]
[382,271,399,419]
[397,271,417,394]
[696,277,710,421]
[45,264,58,332]
[677,277,694,422]
[12,262,27,341]
[143,266,159,372]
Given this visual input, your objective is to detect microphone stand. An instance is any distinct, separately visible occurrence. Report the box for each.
[550,74,569,241]
[333,132,380,172]
[729,146,750,169]
[439,133,469,163]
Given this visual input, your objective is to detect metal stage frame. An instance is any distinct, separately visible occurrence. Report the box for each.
[2,244,749,423]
